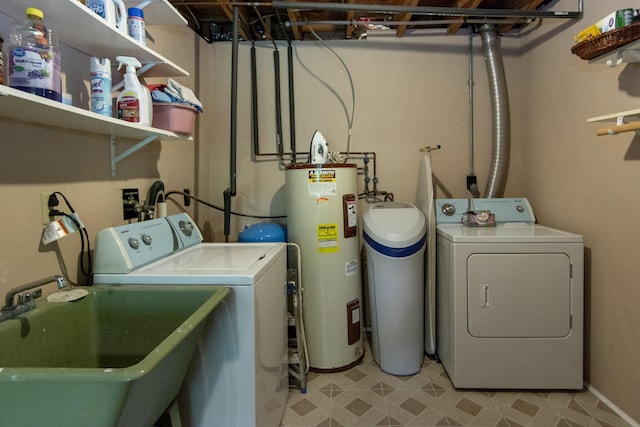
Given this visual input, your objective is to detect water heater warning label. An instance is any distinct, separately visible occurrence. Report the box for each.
[308,169,337,196]
[317,223,338,253]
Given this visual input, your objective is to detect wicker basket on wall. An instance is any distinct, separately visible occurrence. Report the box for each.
[571,22,640,60]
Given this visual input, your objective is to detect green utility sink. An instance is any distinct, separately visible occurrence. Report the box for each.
[0,285,229,427]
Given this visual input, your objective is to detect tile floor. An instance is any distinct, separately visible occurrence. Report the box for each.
[281,336,633,427]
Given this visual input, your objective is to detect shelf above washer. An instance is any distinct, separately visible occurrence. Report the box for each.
[0,85,188,141]
[0,86,192,176]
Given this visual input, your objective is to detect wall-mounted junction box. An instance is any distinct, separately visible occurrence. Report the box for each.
[122,189,140,220]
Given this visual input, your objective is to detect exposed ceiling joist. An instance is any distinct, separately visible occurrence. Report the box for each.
[168,0,582,42]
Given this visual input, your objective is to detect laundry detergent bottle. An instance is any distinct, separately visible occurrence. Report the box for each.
[112,0,127,34]
[116,56,150,125]
[86,0,127,34]
[8,7,62,102]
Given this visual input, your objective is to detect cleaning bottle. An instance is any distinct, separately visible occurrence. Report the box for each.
[86,0,127,34]
[127,7,146,45]
[112,0,127,34]
[90,57,112,117]
[116,56,150,125]
[7,7,62,102]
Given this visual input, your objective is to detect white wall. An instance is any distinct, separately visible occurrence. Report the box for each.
[520,0,640,421]
[202,32,523,240]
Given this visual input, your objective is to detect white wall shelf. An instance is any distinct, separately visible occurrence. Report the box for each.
[0,85,192,176]
[1,0,193,176]
[2,0,189,77]
[587,108,640,136]
[124,0,188,26]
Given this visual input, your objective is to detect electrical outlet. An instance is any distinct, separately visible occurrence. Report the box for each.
[183,188,191,206]
[40,193,51,225]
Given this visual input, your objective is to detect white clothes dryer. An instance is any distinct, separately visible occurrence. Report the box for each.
[93,213,288,427]
[435,198,584,389]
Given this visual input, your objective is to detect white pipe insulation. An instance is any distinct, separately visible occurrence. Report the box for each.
[479,24,510,199]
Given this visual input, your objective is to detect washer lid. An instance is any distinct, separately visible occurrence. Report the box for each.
[94,243,286,285]
[436,223,583,243]
[363,202,426,248]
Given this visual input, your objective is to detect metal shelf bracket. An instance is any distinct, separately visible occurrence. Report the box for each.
[110,134,159,176]
[606,49,640,67]
[616,115,640,136]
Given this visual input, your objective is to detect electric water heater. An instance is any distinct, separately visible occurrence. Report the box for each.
[285,163,364,371]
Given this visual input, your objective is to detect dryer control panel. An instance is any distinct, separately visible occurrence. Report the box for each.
[435,198,535,224]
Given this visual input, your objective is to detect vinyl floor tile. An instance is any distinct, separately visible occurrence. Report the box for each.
[280,336,634,427]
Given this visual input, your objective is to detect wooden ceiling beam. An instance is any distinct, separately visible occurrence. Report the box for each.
[220,3,252,40]
[498,0,547,33]
[447,0,483,35]
[287,5,303,40]
[169,0,559,40]
[394,0,419,38]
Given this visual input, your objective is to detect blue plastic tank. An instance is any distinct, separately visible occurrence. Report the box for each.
[238,222,287,242]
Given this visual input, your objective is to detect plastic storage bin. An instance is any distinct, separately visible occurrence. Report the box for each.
[363,202,426,375]
[152,102,197,135]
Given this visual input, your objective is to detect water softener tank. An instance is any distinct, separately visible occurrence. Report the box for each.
[363,202,426,375]
[285,163,363,371]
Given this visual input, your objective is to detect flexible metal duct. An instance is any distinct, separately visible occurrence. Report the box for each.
[479,24,510,198]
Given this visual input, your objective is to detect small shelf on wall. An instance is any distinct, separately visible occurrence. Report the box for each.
[0,85,192,176]
[587,108,640,136]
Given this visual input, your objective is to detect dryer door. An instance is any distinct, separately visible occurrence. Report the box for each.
[467,253,572,338]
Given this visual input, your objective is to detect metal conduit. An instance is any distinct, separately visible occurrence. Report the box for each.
[274,49,285,166]
[288,43,297,163]
[224,5,239,241]
[480,24,510,199]
[467,29,480,198]
[251,43,260,157]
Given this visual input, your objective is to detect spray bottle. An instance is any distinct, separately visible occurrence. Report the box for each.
[116,56,150,125]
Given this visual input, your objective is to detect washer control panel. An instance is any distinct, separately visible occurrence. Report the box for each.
[93,213,203,274]
[435,198,535,224]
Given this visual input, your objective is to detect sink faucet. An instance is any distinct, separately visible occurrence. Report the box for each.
[0,275,69,323]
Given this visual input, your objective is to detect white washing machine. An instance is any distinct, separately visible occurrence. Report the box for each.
[436,198,583,389]
[93,213,288,427]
